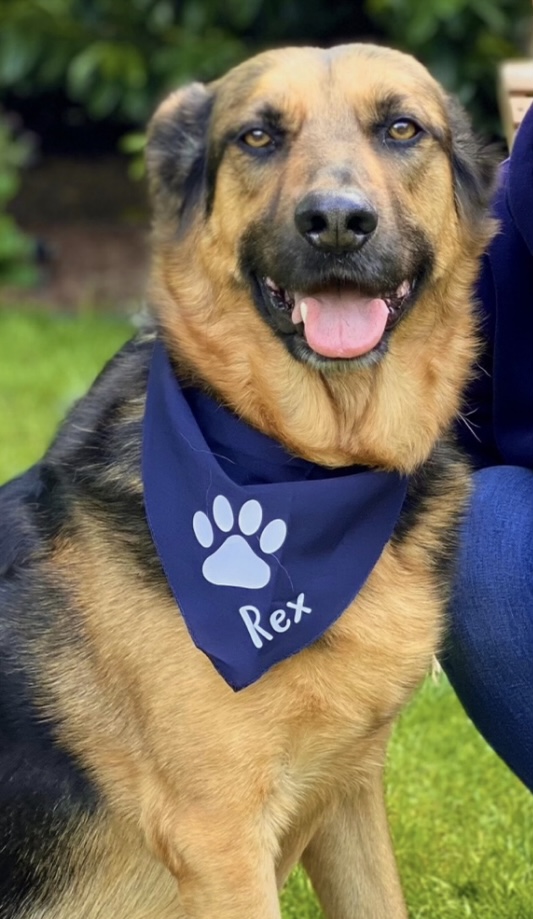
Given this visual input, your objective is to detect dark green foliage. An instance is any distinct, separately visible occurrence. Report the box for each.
[367,0,532,136]
[1,0,529,134]
[0,1,374,123]
[0,0,257,123]
[0,112,35,286]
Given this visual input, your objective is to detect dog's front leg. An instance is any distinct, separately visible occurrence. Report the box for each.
[146,807,282,919]
[177,851,281,919]
[301,776,408,919]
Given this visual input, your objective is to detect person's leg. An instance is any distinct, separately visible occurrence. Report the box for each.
[442,465,533,791]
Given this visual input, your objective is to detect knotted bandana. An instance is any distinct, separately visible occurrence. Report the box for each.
[142,340,408,690]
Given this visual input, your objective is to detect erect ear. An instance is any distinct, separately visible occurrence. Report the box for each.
[146,82,213,222]
[445,94,498,226]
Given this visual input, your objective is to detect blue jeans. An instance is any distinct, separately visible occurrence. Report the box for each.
[442,465,533,791]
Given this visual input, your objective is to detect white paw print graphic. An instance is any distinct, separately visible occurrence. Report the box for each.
[192,496,287,589]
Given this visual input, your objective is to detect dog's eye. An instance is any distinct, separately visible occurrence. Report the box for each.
[241,129,274,149]
[387,119,420,142]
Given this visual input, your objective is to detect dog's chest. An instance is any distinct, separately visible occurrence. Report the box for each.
[259,580,440,797]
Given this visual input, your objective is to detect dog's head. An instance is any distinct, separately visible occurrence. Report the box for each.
[147,45,496,470]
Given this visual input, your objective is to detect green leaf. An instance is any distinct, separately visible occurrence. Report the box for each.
[0,26,42,84]
[224,0,263,29]
[0,175,18,203]
[119,132,147,154]
[68,43,105,95]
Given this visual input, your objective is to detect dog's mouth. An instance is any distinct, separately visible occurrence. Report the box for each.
[254,274,416,363]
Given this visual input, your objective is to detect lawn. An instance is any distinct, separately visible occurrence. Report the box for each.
[1,309,532,918]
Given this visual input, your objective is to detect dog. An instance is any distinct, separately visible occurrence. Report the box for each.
[0,44,495,918]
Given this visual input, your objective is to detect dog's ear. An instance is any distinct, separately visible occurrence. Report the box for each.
[146,83,213,222]
[445,94,498,225]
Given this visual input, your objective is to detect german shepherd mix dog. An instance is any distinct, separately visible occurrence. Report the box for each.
[0,45,494,918]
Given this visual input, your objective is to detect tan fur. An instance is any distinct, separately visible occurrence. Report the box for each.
[19,44,494,918]
[43,491,448,916]
[149,46,493,472]
[36,455,469,917]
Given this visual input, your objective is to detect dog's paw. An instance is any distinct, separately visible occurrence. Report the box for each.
[192,496,287,589]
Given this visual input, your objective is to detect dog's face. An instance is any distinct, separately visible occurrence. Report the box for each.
[147,45,495,470]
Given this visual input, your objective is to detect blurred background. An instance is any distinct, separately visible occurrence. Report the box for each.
[0,0,532,313]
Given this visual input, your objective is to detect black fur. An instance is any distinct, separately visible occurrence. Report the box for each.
[147,83,213,223]
[0,319,471,913]
[0,470,100,917]
[392,437,468,586]
[0,48,492,915]
[44,334,167,581]
[444,95,498,223]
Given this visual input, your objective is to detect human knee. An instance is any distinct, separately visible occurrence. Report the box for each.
[446,465,533,667]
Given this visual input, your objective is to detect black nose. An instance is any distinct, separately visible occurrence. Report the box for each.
[294,192,378,253]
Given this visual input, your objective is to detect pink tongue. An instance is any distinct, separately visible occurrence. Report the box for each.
[292,290,389,359]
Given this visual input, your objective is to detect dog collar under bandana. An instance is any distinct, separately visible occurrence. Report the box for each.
[142,340,408,690]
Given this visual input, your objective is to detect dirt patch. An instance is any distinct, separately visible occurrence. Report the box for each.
[3,156,151,315]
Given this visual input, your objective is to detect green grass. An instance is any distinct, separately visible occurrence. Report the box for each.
[0,310,132,482]
[1,310,532,918]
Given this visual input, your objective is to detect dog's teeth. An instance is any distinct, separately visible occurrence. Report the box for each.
[396,280,410,298]
[300,301,308,324]
[292,301,305,324]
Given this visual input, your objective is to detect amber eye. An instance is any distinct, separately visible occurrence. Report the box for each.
[387,119,420,141]
[241,128,274,149]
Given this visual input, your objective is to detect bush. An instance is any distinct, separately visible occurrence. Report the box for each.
[0,0,253,124]
[0,0,530,135]
[0,111,35,286]
[366,0,532,136]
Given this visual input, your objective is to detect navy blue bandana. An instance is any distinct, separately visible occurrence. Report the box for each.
[142,341,408,690]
